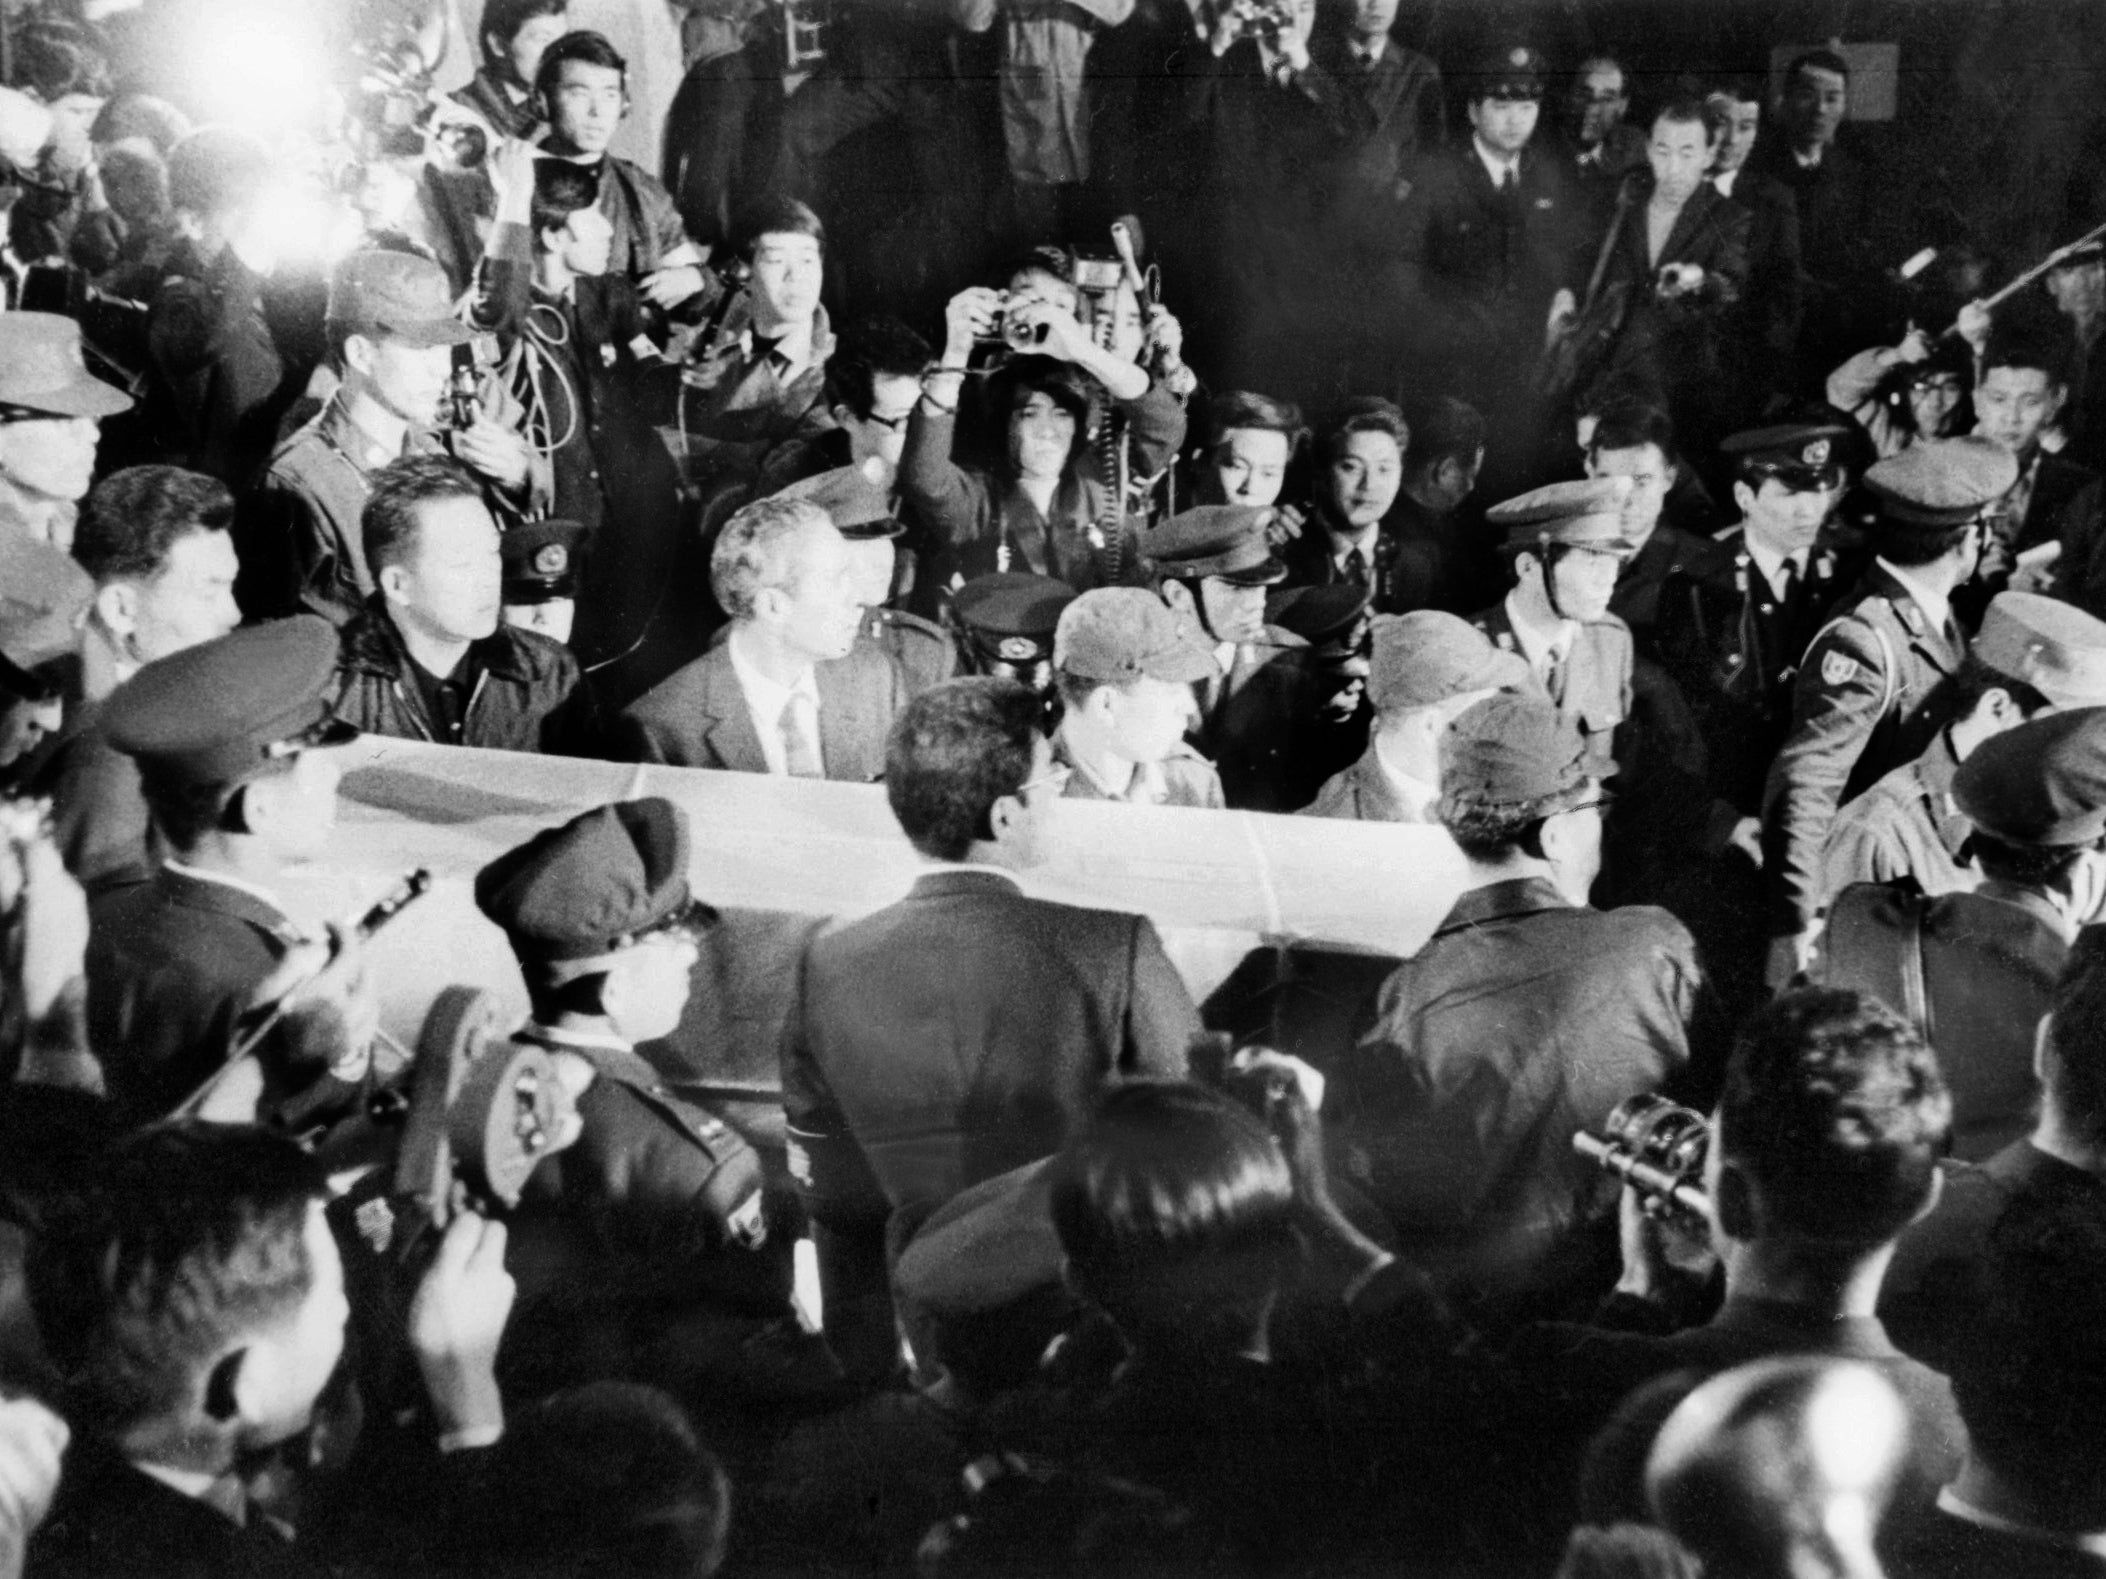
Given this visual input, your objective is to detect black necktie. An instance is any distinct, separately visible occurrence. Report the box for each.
[1777,555,1801,608]
[1343,546,1370,589]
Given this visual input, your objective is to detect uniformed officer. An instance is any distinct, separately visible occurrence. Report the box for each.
[1654,422,1862,822]
[1473,476,1638,779]
[778,464,955,695]
[501,517,590,647]
[1268,580,1376,789]
[948,571,1077,709]
[1820,591,2106,906]
[1051,587,1225,808]
[1763,435,2018,983]
[1144,504,1325,812]
[1818,706,2106,1159]
[247,250,539,625]
[84,616,362,1121]
[474,797,782,1349]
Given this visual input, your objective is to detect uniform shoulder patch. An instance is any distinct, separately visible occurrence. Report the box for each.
[1821,649,1859,687]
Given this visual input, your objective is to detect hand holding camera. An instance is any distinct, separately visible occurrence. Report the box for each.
[941,285,1007,365]
[408,1211,515,1444]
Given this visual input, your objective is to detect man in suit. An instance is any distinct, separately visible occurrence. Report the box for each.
[1282,398,1411,609]
[779,676,1197,1356]
[1706,76,1802,427]
[1763,437,2016,984]
[1329,688,1704,1311]
[614,494,907,778]
[1591,404,1728,646]
[1816,706,2106,1161]
[1552,52,1647,236]
[1470,476,1638,780]
[1304,609,1528,823]
[1393,42,1578,494]
[83,617,365,1123]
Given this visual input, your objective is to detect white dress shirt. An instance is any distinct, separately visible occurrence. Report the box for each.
[1744,537,1809,602]
[1502,590,1577,687]
[726,627,821,777]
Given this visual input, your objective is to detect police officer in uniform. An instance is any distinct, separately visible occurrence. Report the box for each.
[84,616,362,1121]
[947,571,1076,728]
[1818,707,2106,1160]
[1472,477,1637,780]
[1762,436,2018,983]
[1144,505,1326,812]
[501,517,591,647]
[473,797,785,1378]
[1820,591,2106,907]
[777,464,955,696]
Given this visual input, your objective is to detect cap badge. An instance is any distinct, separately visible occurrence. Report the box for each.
[532,543,569,575]
[1801,439,1832,467]
[997,636,1039,662]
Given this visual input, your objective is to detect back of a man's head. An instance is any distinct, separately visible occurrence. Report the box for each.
[1717,988,1951,1248]
[2043,928,2106,1156]
[74,465,235,587]
[1949,1186,2106,1526]
[883,677,1040,862]
[1049,1079,1297,1354]
[27,1122,326,1447]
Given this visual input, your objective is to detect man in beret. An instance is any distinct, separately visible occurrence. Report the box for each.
[1818,706,2106,1160]
[1051,588,1224,809]
[614,495,907,778]
[778,464,954,696]
[329,457,588,753]
[1146,504,1325,811]
[83,617,365,1120]
[1821,591,2106,906]
[1331,689,1705,1311]
[1394,41,1578,495]
[474,797,786,1360]
[1303,610,1528,822]
[0,313,133,673]
[780,678,1197,1368]
[1471,476,1637,779]
[1763,435,2015,985]
[247,249,541,626]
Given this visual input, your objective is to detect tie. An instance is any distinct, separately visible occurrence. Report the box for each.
[1343,546,1370,589]
[779,692,823,779]
[1542,644,1567,705]
[1776,554,1802,607]
[1500,167,1519,197]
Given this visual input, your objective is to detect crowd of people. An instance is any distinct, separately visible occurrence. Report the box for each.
[4,0,2106,1574]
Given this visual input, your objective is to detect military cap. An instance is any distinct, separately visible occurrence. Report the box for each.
[1054,587,1217,686]
[1439,689,1603,813]
[776,465,901,540]
[1265,583,1369,650]
[1487,476,1637,556]
[1721,422,1852,490]
[327,249,477,348]
[1952,706,2106,848]
[951,573,1076,667]
[1972,591,2106,707]
[1466,41,1547,100]
[0,311,132,418]
[1864,436,2019,530]
[475,798,717,970]
[0,532,92,670]
[501,518,587,605]
[1141,505,1286,586]
[1369,610,1533,713]
[103,616,357,787]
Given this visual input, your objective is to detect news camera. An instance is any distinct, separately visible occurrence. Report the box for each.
[1572,1094,1714,1229]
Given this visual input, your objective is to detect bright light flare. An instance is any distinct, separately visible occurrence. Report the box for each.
[177,1,330,141]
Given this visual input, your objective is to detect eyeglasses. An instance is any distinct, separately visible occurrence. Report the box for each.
[1018,763,1074,798]
[863,409,913,433]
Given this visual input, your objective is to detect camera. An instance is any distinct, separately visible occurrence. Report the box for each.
[1233,0,1297,47]
[1572,1094,1712,1227]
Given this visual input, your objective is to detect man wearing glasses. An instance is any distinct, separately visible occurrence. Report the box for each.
[1330,688,1704,1315]
[1762,435,2018,987]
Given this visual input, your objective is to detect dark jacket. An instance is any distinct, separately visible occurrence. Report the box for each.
[780,868,1198,1224]
[1331,876,1702,1306]
[328,598,586,754]
[2022,453,2106,617]
[1593,179,1752,407]
[1312,32,1444,226]
[85,864,306,1122]
[35,697,156,896]
[613,636,906,780]
[1192,625,1326,812]
[145,240,298,489]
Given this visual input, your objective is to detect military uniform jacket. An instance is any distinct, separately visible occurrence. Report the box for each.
[862,606,956,697]
[1815,879,2067,1162]
[512,1025,769,1283]
[1331,877,1700,1304]
[329,598,587,754]
[1761,563,1967,935]
[1652,525,1857,813]
[1470,601,1631,777]
[1816,729,1978,910]
[1052,729,1225,808]
[1300,744,1434,824]
[780,868,1198,1223]
[613,636,906,780]
[85,864,307,1122]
